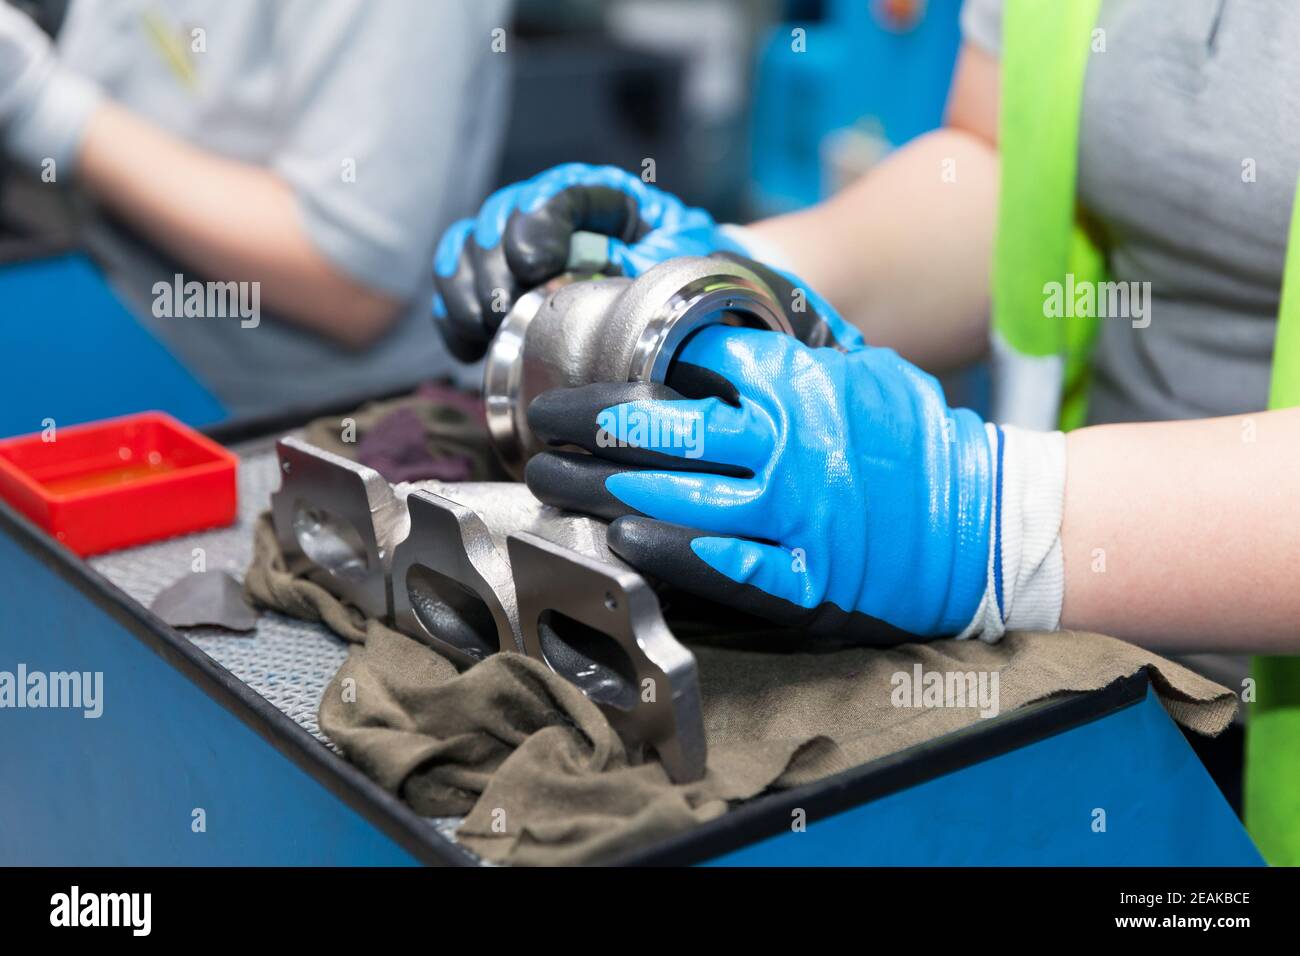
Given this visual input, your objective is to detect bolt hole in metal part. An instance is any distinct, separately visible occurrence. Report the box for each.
[482,255,792,477]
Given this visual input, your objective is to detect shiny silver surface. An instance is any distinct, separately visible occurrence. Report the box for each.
[387,479,607,661]
[620,267,788,384]
[481,255,791,477]
[269,441,708,781]
[270,436,409,620]
[389,488,522,665]
[509,531,707,782]
[481,279,562,472]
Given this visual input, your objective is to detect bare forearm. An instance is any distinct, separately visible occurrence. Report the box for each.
[76,100,400,347]
[1060,409,1300,653]
[744,45,999,371]
[747,127,997,370]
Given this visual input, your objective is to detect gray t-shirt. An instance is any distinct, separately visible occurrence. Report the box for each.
[963,0,1297,426]
[57,0,509,417]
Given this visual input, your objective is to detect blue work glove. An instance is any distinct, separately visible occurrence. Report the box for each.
[526,325,1068,643]
[432,163,742,361]
[430,162,863,360]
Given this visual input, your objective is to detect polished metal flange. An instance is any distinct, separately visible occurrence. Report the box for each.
[509,531,707,783]
[270,436,409,621]
[269,440,708,781]
[482,255,791,477]
[389,488,523,666]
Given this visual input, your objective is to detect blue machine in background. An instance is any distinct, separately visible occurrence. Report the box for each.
[0,254,226,439]
[750,0,963,214]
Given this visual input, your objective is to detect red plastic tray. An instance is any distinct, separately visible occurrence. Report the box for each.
[0,411,238,557]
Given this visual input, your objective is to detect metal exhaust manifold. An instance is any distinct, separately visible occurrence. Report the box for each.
[482,254,792,477]
[271,437,706,782]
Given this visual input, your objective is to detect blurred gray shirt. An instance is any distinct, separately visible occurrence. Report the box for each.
[963,0,1299,427]
[58,0,509,417]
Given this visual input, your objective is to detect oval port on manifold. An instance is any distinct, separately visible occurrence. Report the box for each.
[406,564,498,661]
[536,610,639,711]
[292,501,369,582]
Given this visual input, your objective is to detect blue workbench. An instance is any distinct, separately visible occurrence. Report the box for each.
[710,684,1260,865]
[0,489,1263,865]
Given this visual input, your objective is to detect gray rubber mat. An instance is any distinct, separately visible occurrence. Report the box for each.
[90,437,349,742]
[88,435,468,851]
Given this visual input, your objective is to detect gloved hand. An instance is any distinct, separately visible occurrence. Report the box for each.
[431,163,862,361]
[525,325,1067,642]
[0,2,101,173]
[715,252,866,353]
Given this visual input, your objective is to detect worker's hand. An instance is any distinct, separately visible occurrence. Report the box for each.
[525,326,1068,642]
[432,163,747,361]
[0,2,101,172]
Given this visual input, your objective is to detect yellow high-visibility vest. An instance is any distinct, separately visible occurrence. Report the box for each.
[994,0,1300,864]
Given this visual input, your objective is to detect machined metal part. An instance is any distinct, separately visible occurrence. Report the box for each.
[388,488,522,666]
[270,436,409,620]
[509,531,707,783]
[388,480,613,664]
[269,439,708,782]
[483,255,792,477]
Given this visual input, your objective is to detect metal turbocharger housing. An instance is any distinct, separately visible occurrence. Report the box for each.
[482,255,792,477]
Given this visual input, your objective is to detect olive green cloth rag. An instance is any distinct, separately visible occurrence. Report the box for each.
[244,514,1237,866]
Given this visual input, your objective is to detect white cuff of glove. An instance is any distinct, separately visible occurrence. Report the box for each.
[718,223,796,273]
[4,59,102,176]
[958,424,1067,643]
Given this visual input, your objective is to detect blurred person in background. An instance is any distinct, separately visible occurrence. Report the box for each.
[0,0,510,417]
